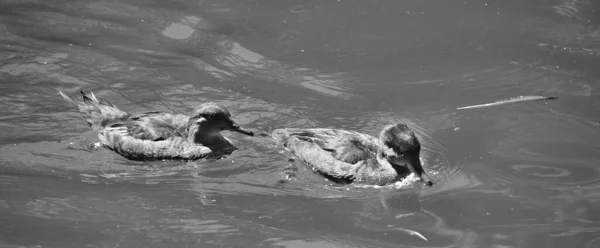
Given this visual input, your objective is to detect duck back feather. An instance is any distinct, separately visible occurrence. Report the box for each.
[273,128,397,184]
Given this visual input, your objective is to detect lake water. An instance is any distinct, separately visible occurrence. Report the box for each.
[1,0,599,247]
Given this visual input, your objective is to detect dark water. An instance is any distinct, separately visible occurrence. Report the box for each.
[1,0,599,247]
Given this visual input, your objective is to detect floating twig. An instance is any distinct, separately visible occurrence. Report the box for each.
[456,95,558,110]
[393,227,428,241]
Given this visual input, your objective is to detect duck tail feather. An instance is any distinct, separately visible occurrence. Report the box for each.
[58,90,78,106]
[80,90,95,104]
[59,90,130,131]
[79,90,117,107]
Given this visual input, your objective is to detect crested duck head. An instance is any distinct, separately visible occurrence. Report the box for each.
[187,103,254,141]
[378,123,433,186]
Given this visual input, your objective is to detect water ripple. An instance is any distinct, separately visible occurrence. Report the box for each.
[487,109,600,186]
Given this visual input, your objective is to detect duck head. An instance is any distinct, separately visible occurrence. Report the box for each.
[378,123,433,186]
[187,103,254,141]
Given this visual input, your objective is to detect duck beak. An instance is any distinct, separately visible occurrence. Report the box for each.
[405,153,433,187]
[229,122,254,136]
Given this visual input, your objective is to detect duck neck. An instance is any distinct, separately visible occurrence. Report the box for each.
[376,150,409,175]
[188,123,232,151]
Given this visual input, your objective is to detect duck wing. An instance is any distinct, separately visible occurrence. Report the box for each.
[273,128,380,180]
[98,123,211,160]
[119,117,185,141]
[130,112,190,130]
[127,112,190,140]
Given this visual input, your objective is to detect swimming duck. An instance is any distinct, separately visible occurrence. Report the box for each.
[272,124,433,186]
[59,90,254,160]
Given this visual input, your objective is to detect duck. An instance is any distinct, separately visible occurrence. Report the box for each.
[272,123,433,186]
[59,90,254,160]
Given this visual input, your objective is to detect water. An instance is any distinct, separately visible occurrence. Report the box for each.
[1,0,599,247]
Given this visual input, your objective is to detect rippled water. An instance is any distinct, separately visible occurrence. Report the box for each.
[1,0,599,247]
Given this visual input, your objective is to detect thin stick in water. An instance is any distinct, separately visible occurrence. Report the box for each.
[456,95,558,110]
[393,227,428,241]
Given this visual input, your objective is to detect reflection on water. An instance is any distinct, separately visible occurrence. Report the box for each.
[1,0,600,247]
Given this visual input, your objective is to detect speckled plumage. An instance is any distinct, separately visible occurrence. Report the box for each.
[59,90,253,160]
[272,124,433,186]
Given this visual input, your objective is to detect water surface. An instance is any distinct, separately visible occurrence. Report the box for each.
[1,0,599,247]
